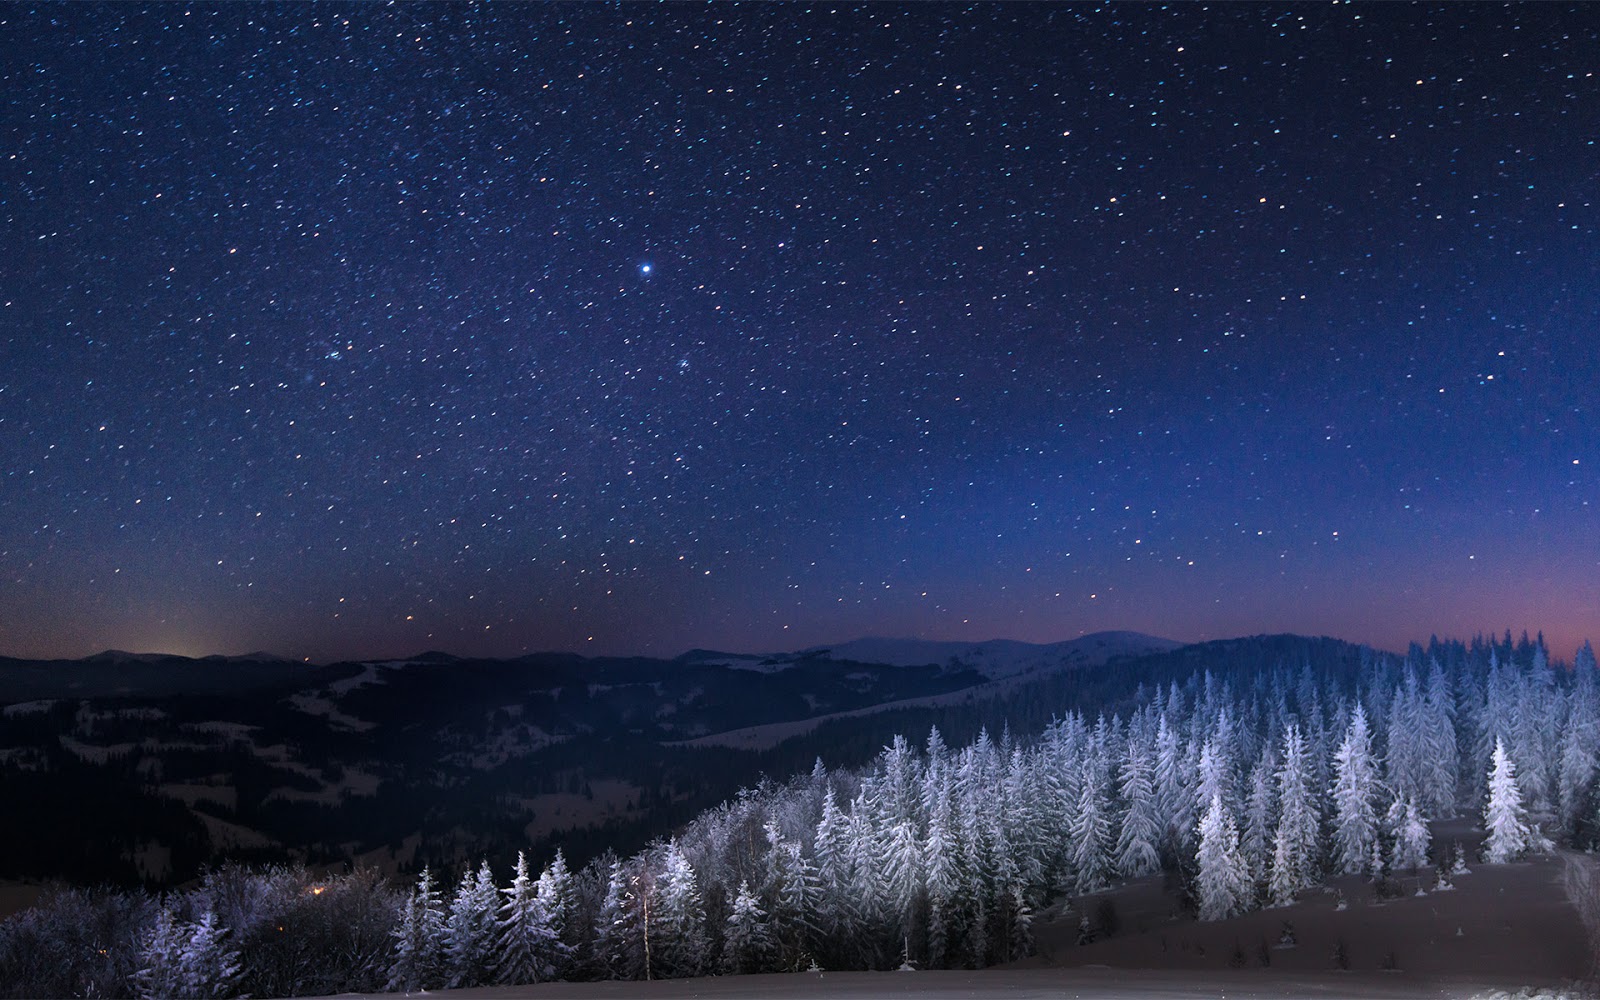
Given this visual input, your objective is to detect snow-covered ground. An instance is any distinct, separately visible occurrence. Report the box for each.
[316,967,1565,999]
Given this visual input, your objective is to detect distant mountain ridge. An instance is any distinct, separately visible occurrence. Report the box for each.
[680,630,1179,679]
[0,650,310,700]
[798,630,1182,678]
[0,631,1180,701]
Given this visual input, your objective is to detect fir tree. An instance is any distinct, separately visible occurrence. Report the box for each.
[591,858,640,980]
[133,906,186,1000]
[535,850,577,977]
[445,861,499,988]
[1269,724,1320,905]
[1483,737,1536,863]
[1240,746,1278,886]
[1067,756,1113,893]
[722,880,775,974]
[179,911,241,999]
[1330,705,1379,875]
[134,907,241,1000]
[1390,796,1430,872]
[1195,794,1251,921]
[387,866,446,992]
[496,852,559,985]
[652,841,707,979]
[1115,738,1162,878]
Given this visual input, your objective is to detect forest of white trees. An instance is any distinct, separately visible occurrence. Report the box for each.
[2,635,1596,998]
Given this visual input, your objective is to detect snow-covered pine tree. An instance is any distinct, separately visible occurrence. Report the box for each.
[1330,704,1380,875]
[132,906,186,1000]
[445,861,499,988]
[845,793,892,968]
[1385,669,1425,807]
[1005,884,1035,961]
[1195,794,1251,921]
[496,852,559,985]
[1114,736,1162,878]
[387,866,446,992]
[881,819,924,957]
[591,857,640,980]
[1421,661,1460,816]
[1483,737,1536,863]
[134,906,242,1000]
[1193,738,1231,828]
[811,784,854,958]
[1269,724,1320,905]
[722,880,775,974]
[1153,714,1190,856]
[1240,745,1278,887]
[1390,796,1430,872]
[765,829,820,971]
[535,850,577,977]
[1516,641,1558,813]
[923,767,960,969]
[652,841,708,978]
[1003,743,1047,892]
[1067,755,1113,893]
[178,910,241,999]
[1559,647,1600,835]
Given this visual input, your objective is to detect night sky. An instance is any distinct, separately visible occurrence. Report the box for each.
[2,4,1596,664]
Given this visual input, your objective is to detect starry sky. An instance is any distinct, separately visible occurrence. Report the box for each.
[2,3,1596,664]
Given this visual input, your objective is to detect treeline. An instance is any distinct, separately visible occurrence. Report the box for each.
[1,633,1594,997]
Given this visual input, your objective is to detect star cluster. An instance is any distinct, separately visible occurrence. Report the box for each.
[1,4,1596,661]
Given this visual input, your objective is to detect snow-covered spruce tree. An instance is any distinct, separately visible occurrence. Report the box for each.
[652,841,708,979]
[1269,724,1321,905]
[132,906,186,1000]
[1515,641,1559,814]
[1115,736,1163,878]
[1153,714,1191,857]
[764,826,820,971]
[179,910,241,1000]
[881,818,924,956]
[535,850,577,977]
[722,880,775,974]
[923,767,960,969]
[591,857,642,980]
[1559,645,1600,836]
[496,852,559,985]
[1390,796,1430,872]
[811,784,856,963]
[1005,884,1035,962]
[133,907,241,1000]
[844,793,894,968]
[1193,738,1231,831]
[1067,755,1113,893]
[445,861,499,988]
[1195,794,1251,921]
[1385,669,1425,809]
[1331,704,1380,875]
[387,866,446,992]
[1004,741,1048,894]
[1240,745,1278,888]
[1421,661,1460,816]
[1483,737,1537,863]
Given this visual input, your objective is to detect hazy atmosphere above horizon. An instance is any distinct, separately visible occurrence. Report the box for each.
[1,4,1595,663]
